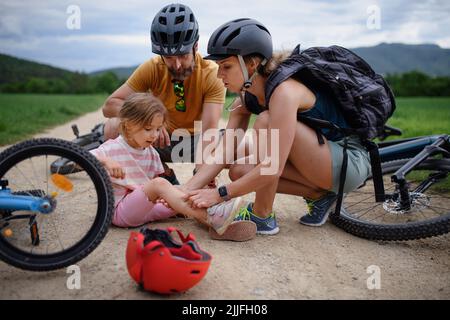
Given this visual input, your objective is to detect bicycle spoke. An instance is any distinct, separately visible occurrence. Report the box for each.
[28,158,41,189]
[48,214,65,252]
[12,164,39,191]
[346,202,381,219]
[46,155,49,196]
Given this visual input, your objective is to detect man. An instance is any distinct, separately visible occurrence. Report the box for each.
[102,3,225,184]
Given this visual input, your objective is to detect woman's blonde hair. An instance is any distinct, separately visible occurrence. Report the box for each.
[244,50,291,77]
[118,92,167,136]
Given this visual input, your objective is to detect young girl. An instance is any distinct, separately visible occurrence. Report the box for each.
[91,92,243,235]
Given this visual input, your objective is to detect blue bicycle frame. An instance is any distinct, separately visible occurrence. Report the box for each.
[0,188,53,214]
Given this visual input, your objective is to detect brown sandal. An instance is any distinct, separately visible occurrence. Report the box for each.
[209,220,257,242]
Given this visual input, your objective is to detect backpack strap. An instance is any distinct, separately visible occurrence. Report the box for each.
[297,115,357,145]
[265,45,303,106]
[362,140,385,203]
[334,137,348,216]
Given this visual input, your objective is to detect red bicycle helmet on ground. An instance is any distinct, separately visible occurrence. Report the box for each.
[126,227,212,294]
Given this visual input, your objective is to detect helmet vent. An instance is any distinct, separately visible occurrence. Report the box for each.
[191,270,201,274]
[185,30,193,42]
[169,6,176,13]
[256,24,270,34]
[159,32,168,44]
[211,26,228,47]
[189,13,195,22]
[175,15,185,24]
[159,17,167,25]
[174,31,181,44]
[223,28,241,46]
[179,6,185,12]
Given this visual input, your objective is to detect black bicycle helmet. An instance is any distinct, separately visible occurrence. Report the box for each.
[205,18,272,61]
[151,3,199,55]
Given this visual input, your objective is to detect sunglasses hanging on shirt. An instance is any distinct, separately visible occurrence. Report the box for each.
[172,80,186,112]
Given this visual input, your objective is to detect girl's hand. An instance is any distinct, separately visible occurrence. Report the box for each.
[105,159,125,179]
[185,188,222,209]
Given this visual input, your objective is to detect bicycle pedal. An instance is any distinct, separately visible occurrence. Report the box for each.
[29,219,40,246]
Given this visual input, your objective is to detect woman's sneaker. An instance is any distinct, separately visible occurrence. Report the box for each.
[234,203,279,235]
[207,197,245,235]
[299,192,337,226]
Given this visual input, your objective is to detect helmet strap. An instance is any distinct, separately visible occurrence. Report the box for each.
[237,55,251,90]
[238,55,268,91]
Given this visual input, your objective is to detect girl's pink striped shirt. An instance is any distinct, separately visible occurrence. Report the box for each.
[90,135,164,206]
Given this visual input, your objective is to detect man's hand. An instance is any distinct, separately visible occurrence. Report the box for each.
[154,127,171,148]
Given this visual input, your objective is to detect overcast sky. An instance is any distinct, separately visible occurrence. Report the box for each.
[1,0,449,72]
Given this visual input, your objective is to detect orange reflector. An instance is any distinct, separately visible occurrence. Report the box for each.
[3,229,13,237]
[51,174,73,192]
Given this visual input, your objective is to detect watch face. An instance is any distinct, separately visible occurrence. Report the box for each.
[218,186,228,197]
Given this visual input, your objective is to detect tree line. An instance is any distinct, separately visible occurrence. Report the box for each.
[384,71,450,96]
[0,72,125,94]
[1,70,449,96]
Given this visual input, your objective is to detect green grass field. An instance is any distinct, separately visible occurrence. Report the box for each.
[386,97,450,138]
[222,96,450,139]
[0,94,449,146]
[0,94,107,145]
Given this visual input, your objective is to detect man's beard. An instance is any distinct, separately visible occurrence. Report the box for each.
[168,61,195,81]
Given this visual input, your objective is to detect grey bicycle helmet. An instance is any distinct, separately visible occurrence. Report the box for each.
[151,3,199,55]
[205,18,272,61]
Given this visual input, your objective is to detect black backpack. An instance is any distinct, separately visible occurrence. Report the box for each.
[264,44,396,140]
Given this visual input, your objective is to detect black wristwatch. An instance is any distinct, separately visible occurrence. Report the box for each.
[218,185,230,201]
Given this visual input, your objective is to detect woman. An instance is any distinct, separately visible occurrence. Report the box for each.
[182,18,371,234]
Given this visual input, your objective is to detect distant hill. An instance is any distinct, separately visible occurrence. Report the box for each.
[352,43,450,76]
[89,66,137,79]
[88,43,450,78]
[0,53,124,94]
[0,53,75,85]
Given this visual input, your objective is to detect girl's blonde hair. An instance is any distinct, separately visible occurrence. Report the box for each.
[118,93,167,136]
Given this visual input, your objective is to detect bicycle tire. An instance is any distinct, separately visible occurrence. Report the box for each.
[0,138,114,271]
[49,136,96,175]
[330,158,450,241]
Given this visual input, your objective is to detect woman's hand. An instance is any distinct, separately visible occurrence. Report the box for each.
[184,188,222,209]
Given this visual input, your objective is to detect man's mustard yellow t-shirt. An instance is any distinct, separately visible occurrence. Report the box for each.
[126,53,225,134]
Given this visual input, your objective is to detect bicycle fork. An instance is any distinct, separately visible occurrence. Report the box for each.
[390,135,450,211]
[0,180,55,245]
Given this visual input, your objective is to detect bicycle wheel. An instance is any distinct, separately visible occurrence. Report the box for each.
[0,138,114,271]
[330,158,450,241]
